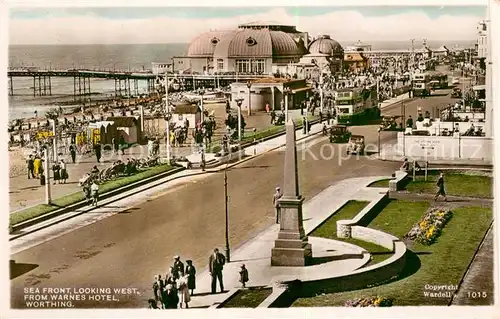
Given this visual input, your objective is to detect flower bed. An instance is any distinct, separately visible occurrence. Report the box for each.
[344,297,393,307]
[403,207,453,245]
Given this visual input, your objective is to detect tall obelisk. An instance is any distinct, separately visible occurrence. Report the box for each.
[271,119,312,266]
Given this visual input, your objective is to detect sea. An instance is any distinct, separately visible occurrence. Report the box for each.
[7,40,475,121]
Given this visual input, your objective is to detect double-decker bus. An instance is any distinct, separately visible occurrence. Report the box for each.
[428,71,448,89]
[335,87,377,115]
[411,73,432,96]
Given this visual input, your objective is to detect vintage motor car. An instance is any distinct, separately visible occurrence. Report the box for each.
[329,125,351,143]
[451,87,462,98]
[346,135,365,155]
[379,115,402,131]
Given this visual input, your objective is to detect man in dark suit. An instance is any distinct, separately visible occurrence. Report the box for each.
[208,248,226,294]
[172,255,185,280]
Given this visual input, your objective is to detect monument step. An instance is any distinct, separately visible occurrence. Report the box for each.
[273,239,309,249]
[277,231,306,241]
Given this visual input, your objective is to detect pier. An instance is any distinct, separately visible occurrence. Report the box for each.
[7,68,270,99]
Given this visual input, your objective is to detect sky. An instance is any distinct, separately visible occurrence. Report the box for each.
[8,6,487,45]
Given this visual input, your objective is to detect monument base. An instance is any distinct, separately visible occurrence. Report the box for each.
[271,232,312,266]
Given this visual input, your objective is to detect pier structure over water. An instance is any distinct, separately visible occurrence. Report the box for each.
[7,68,270,100]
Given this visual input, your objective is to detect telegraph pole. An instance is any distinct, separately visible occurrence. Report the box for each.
[44,147,52,205]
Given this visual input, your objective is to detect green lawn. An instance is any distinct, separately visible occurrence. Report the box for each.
[368,200,431,239]
[406,173,492,198]
[310,200,392,266]
[222,288,272,308]
[292,205,492,307]
[368,179,391,188]
[311,200,369,238]
[10,164,175,227]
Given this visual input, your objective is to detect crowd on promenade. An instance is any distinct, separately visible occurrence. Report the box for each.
[148,248,249,309]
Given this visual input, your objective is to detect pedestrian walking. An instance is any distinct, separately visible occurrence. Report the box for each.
[60,159,68,183]
[52,162,61,185]
[33,155,42,178]
[265,103,270,113]
[208,248,225,294]
[172,256,185,280]
[270,110,276,124]
[27,155,35,179]
[69,144,77,164]
[434,172,447,202]
[119,136,126,155]
[94,142,102,163]
[152,275,165,309]
[164,284,178,309]
[90,181,99,206]
[185,260,196,296]
[176,274,191,308]
[239,264,249,288]
[273,186,282,224]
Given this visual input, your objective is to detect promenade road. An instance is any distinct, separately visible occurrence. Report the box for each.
[10,126,399,309]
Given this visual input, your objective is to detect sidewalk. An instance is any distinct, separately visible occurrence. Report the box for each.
[8,144,193,212]
[188,176,390,308]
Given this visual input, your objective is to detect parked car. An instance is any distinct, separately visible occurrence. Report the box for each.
[329,125,351,143]
[346,135,365,155]
[451,87,462,98]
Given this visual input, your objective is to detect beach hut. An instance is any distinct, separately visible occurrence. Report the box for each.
[107,116,141,144]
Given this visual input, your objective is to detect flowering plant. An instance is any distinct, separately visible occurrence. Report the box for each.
[404,207,452,245]
[344,297,393,307]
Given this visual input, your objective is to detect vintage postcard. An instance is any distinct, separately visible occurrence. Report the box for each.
[3,1,497,317]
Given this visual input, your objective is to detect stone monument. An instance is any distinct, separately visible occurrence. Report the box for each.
[271,119,312,266]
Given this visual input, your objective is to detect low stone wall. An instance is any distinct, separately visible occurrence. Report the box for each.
[389,170,408,191]
[351,225,398,251]
[213,149,246,166]
[337,192,389,238]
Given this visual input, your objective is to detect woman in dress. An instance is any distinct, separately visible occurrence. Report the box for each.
[33,155,42,178]
[176,274,190,309]
[185,260,196,296]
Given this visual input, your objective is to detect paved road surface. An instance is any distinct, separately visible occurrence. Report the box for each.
[10,126,399,309]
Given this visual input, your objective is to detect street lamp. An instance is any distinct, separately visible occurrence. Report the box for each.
[246,81,252,116]
[199,89,206,170]
[160,73,172,163]
[234,97,244,141]
[224,163,230,262]
[284,86,292,122]
[377,127,381,154]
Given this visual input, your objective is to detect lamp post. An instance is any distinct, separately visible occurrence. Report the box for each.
[224,163,230,262]
[161,73,171,163]
[319,74,324,113]
[234,97,244,141]
[284,86,291,122]
[44,147,51,205]
[377,127,381,154]
[246,81,252,116]
[199,89,206,170]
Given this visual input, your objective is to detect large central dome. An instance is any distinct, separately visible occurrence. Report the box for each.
[308,35,343,56]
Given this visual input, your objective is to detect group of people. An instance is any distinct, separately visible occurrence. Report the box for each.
[26,152,68,186]
[150,255,196,309]
[149,248,251,309]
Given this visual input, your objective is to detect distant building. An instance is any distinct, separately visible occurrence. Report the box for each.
[432,45,449,57]
[477,20,488,59]
[343,52,369,73]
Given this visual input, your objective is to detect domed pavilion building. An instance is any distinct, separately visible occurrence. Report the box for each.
[172,22,309,75]
[297,35,344,77]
